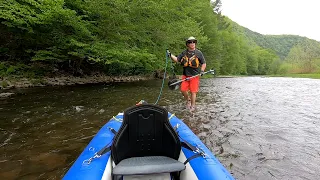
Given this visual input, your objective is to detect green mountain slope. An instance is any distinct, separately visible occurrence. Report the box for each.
[241,26,320,61]
[229,19,320,74]
[230,19,320,60]
[243,29,306,59]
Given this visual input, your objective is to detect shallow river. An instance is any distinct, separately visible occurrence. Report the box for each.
[1,77,320,180]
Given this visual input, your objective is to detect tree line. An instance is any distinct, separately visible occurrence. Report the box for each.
[1,0,319,78]
[241,26,320,74]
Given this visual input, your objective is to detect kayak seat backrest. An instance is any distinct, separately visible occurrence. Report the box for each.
[111,104,184,176]
[112,104,181,164]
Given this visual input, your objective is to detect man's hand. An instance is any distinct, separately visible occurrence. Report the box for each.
[200,70,205,76]
[166,49,171,58]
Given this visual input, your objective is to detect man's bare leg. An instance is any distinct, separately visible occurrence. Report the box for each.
[181,91,191,108]
[181,91,189,100]
[191,92,197,107]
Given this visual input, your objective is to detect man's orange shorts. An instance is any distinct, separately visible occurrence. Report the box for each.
[180,75,200,93]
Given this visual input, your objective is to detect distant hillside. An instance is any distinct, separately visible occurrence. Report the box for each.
[242,28,306,59]
[230,20,320,61]
[227,18,320,74]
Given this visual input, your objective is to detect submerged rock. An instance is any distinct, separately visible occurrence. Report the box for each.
[0,92,14,98]
[74,106,84,112]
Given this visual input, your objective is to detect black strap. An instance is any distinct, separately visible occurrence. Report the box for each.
[175,129,197,152]
[108,127,117,135]
[181,141,203,165]
[97,145,111,156]
[181,141,196,152]
[96,127,117,156]
[184,153,202,165]
[175,129,205,165]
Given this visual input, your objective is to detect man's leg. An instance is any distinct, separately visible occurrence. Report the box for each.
[190,92,196,107]
[189,76,199,111]
[180,75,191,109]
[181,90,191,109]
[181,91,189,101]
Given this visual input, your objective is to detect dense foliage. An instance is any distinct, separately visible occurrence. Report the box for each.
[1,0,320,77]
[240,27,320,74]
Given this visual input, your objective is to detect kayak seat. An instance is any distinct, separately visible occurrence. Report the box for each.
[111,104,184,177]
[112,156,185,175]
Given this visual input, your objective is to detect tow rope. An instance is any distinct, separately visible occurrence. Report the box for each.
[154,49,173,105]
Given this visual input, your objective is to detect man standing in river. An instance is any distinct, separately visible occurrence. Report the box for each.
[168,36,206,112]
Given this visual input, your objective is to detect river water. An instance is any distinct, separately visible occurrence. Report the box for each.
[0,77,319,180]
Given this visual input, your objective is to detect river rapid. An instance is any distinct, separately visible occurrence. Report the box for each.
[1,77,319,179]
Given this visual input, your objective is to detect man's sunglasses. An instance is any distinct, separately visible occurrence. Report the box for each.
[187,41,196,44]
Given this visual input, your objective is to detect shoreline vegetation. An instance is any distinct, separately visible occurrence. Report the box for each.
[2,0,320,93]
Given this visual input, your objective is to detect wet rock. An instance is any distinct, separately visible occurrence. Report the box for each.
[74,106,84,112]
[219,146,224,154]
[197,132,207,138]
[202,123,211,130]
[98,109,105,114]
[229,163,233,169]
[0,92,14,98]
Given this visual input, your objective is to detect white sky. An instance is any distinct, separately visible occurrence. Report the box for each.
[221,0,320,41]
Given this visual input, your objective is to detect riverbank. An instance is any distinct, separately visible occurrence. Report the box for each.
[0,74,156,90]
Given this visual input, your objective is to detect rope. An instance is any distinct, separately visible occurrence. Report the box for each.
[169,55,176,78]
[154,50,170,105]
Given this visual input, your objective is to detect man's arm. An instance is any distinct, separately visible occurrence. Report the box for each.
[167,49,182,63]
[197,51,206,72]
[201,63,206,72]
[170,54,179,63]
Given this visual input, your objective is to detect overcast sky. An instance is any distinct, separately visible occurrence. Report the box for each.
[221,0,320,41]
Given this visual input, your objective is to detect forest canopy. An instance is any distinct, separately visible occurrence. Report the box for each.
[1,0,320,78]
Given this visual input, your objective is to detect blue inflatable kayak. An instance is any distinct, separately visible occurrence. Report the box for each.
[63,104,234,180]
